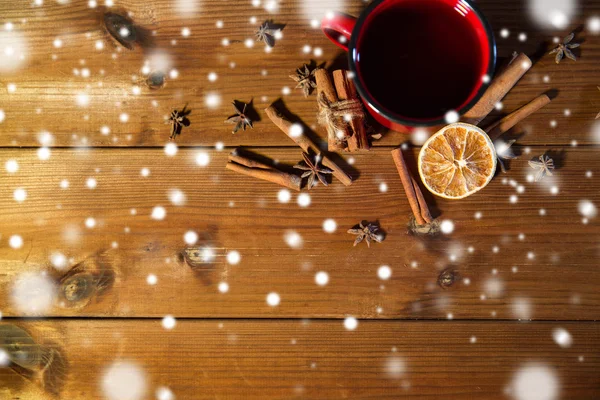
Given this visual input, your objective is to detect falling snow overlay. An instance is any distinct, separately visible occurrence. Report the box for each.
[0,0,599,398]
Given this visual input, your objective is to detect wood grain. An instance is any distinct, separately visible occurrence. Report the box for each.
[0,147,598,319]
[1,320,598,399]
[0,0,599,147]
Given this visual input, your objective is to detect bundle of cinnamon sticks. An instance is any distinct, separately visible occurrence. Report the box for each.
[315,68,371,152]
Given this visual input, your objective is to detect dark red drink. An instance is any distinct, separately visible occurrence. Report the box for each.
[356,0,484,120]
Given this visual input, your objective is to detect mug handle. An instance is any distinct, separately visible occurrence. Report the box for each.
[321,13,356,51]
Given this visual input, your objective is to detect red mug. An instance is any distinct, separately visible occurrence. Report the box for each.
[322,0,496,132]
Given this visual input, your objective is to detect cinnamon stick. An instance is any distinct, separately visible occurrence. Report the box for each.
[463,53,532,126]
[391,148,432,225]
[265,104,353,186]
[333,70,370,152]
[228,153,273,169]
[315,68,348,151]
[485,94,551,141]
[226,151,302,191]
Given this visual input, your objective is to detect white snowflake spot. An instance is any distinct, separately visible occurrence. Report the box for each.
[101,361,147,400]
[344,316,358,331]
[297,193,311,207]
[85,217,96,228]
[322,219,337,233]
[277,189,291,203]
[500,28,510,38]
[140,168,150,177]
[284,230,303,249]
[195,152,210,166]
[205,92,221,109]
[10,272,57,315]
[183,230,198,245]
[200,247,216,263]
[444,110,459,124]
[218,282,229,293]
[155,386,175,400]
[226,250,241,265]
[86,177,97,189]
[379,182,388,192]
[578,200,597,218]
[0,349,9,366]
[484,277,504,298]
[151,206,166,220]
[162,315,176,330]
[146,274,157,285]
[315,271,329,286]
[119,113,129,123]
[37,147,51,160]
[50,252,68,270]
[510,363,559,400]
[164,142,178,156]
[13,188,26,202]
[60,179,70,189]
[289,123,303,137]
[552,327,572,348]
[384,356,406,378]
[588,16,600,34]
[528,0,576,29]
[168,189,186,206]
[440,220,454,234]
[9,234,23,249]
[266,292,280,306]
[4,159,17,173]
[378,265,392,280]
[76,93,89,107]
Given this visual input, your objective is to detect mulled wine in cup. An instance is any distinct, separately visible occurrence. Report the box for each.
[322,0,496,132]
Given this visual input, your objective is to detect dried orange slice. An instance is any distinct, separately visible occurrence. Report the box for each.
[418,123,496,199]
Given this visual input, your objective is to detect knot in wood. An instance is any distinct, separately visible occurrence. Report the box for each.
[60,273,96,306]
[104,12,137,50]
[437,269,459,289]
[147,71,165,89]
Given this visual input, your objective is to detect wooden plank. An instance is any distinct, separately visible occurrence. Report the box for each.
[1,320,599,399]
[0,0,599,147]
[0,147,598,319]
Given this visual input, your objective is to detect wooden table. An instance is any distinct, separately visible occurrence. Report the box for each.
[1,0,599,398]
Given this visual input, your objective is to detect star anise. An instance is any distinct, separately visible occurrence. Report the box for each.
[528,155,555,182]
[347,221,383,248]
[225,101,254,134]
[549,33,580,64]
[166,106,191,140]
[290,64,317,97]
[293,152,333,189]
[494,139,517,173]
[255,21,278,47]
